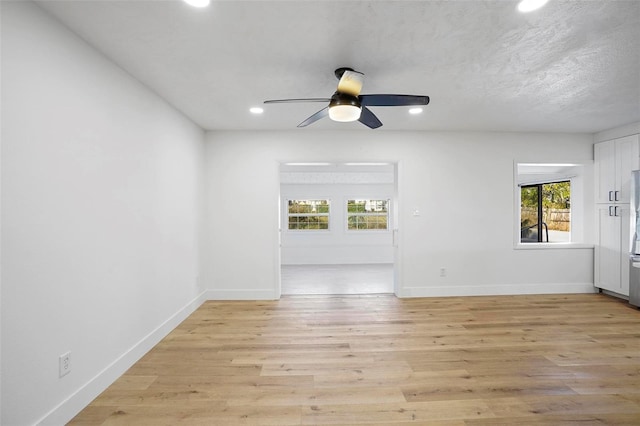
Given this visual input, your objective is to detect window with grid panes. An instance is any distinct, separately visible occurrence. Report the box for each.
[347,199,389,230]
[287,200,330,230]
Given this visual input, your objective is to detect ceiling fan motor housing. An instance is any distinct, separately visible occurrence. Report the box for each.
[328,92,362,122]
[334,67,355,80]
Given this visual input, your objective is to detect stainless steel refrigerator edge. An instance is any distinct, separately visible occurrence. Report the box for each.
[628,170,640,307]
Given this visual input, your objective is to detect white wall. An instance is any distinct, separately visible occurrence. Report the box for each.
[594,121,640,143]
[1,2,204,424]
[281,182,394,264]
[203,130,595,299]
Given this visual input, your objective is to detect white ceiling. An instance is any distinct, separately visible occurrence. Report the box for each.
[37,0,640,133]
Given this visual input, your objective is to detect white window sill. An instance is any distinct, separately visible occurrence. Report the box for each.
[346,230,392,233]
[514,242,594,250]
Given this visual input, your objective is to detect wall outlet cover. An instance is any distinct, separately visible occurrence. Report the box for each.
[59,352,71,377]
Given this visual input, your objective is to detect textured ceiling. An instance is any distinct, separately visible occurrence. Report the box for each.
[37,0,640,133]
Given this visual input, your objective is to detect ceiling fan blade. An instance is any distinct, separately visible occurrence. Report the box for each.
[337,70,364,96]
[297,106,329,127]
[360,94,430,107]
[264,98,331,104]
[358,106,383,129]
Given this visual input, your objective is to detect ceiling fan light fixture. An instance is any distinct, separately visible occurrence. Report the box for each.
[328,93,361,122]
[329,105,362,122]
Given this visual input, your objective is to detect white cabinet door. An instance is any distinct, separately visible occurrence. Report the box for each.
[615,135,640,204]
[596,205,621,293]
[595,204,630,296]
[595,136,640,204]
[595,140,616,204]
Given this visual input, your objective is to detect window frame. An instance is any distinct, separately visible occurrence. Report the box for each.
[286,199,331,231]
[345,198,391,232]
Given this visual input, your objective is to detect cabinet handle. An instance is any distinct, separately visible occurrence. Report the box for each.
[615,206,620,216]
[615,191,620,201]
[609,206,614,216]
[609,191,614,201]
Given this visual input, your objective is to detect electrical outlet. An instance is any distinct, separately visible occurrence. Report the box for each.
[59,352,71,377]
[440,268,447,277]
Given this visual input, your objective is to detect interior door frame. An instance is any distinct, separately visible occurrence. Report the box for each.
[276,161,401,298]
[393,161,402,296]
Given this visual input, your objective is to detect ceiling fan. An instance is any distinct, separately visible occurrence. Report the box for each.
[264,67,430,129]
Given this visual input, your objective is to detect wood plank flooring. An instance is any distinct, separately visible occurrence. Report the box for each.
[69,294,640,425]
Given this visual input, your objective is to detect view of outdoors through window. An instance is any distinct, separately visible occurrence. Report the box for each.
[347,199,389,230]
[520,181,570,243]
[288,200,330,230]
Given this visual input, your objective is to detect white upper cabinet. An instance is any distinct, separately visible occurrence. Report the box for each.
[594,135,640,204]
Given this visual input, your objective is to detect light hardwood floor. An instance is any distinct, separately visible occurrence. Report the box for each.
[70,294,640,425]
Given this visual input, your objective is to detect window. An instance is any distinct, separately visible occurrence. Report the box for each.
[347,199,389,230]
[287,199,330,230]
[520,181,570,243]
[515,162,588,249]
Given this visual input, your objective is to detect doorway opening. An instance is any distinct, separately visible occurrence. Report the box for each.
[279,162,397,295]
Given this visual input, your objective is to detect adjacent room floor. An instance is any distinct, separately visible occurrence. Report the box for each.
[281,263,394,295]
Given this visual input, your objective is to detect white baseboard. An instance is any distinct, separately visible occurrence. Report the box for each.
[205,289,279,300]
[37,291,207,426]
[397,282,596,298]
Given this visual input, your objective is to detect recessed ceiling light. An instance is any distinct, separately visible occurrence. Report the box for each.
[517,0,548,13]
[250,107,264,114]
[183,0,210,8]
[409,108,423,115]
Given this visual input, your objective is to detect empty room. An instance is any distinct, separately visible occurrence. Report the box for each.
[2,0,640,425]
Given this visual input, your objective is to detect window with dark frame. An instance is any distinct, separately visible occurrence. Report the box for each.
[520,181,570,243]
